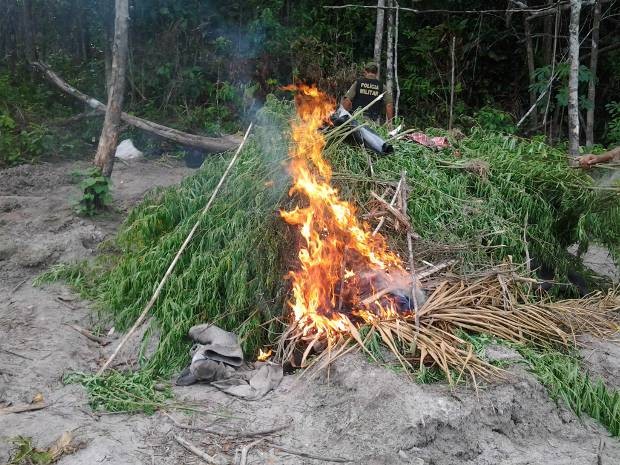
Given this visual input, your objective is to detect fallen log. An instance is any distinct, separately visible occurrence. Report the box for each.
[32,61,242,153]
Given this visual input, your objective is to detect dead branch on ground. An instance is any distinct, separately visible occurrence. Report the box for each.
[32,61,241,153]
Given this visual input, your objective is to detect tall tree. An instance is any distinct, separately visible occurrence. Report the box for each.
[94,0,129,177]
[394,1,400,118]
[567,0,582,157]
[373,0,385,75]
[585,0,601,148]
[524,16,538,130]
[385,0,394,101]
[542,0,554,67]
[21,0,35,62]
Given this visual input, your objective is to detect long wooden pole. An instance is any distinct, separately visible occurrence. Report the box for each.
[449,36,456,131]
[394,1,400,118]
[585,0,601,148]
[97,123,253,376]
[373,0,386,76]
[567,0,582,157]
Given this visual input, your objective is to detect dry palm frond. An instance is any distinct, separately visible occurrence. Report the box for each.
[278,273,620,383]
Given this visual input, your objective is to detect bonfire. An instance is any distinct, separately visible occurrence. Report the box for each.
[277,85,620,383]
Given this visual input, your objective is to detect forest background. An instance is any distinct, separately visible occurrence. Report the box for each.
[1,0,620,168]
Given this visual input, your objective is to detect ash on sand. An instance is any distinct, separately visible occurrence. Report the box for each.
[2,160,619,464]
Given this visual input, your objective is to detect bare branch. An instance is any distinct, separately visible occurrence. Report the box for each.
[324,3,570,15]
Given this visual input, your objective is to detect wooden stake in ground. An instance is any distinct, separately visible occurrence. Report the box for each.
[385,0,395,100]
[97,123,253,376]
[448,36,456,131]
[399,172,421,329]
[94,0,129,177]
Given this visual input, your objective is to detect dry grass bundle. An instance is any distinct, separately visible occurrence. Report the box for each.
[278,272,620,384]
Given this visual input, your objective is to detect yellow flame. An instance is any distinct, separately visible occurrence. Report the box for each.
[281,85,406,339]
[257,349,273,361]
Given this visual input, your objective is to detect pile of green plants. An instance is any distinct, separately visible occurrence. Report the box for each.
[519,347,620,436]
[328,127,619,278]
[39,97,619,419]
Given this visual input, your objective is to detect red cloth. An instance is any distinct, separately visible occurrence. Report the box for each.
[404,132,450,149]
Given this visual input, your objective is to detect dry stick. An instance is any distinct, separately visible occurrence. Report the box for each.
[523,212,531,273]
[10,278,28,294]
[173,434,224,465]
[0,403,48,415]
[65,323,110,346]
[0,348,33,361]
[240,439,263,465]
[400,172,420,331]
[448,35,456,131]
[370,191,420,238]
[336,247,348,314]
[365,150,375,177]
[323,3,567,15]
[267,443,352,463]
[55,297,77,310]
[372,176,404,236]
[97,123,253,376]
[165,412,290,438]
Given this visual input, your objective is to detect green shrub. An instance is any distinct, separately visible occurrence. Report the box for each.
[473,106,516,134]
[76,168,112,216]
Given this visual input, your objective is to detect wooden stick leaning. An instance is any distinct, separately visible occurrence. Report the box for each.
[400,172,421,331]
[97,123,253,376]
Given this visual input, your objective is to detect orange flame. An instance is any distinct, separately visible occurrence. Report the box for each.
[281,85,406,338]
[257,348,273,361]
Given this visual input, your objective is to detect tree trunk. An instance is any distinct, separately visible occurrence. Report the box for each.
[373,0,385,76]
[543,0,554,66]
[103,0,114,92]
[567,0,582,157]
[394,1,400,118]
[449,36,455,131]
[94,0,129,177]
[21,0,35,62]
[385,0,394,101]
[585,0,601,148]
[75,0,88,60]
[543,2,560,130]
[524,17,538,130]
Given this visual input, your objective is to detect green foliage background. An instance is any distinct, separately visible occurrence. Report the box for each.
[3,0,620,167]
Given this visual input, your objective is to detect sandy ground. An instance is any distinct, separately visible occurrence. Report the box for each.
[1,159,619,465]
